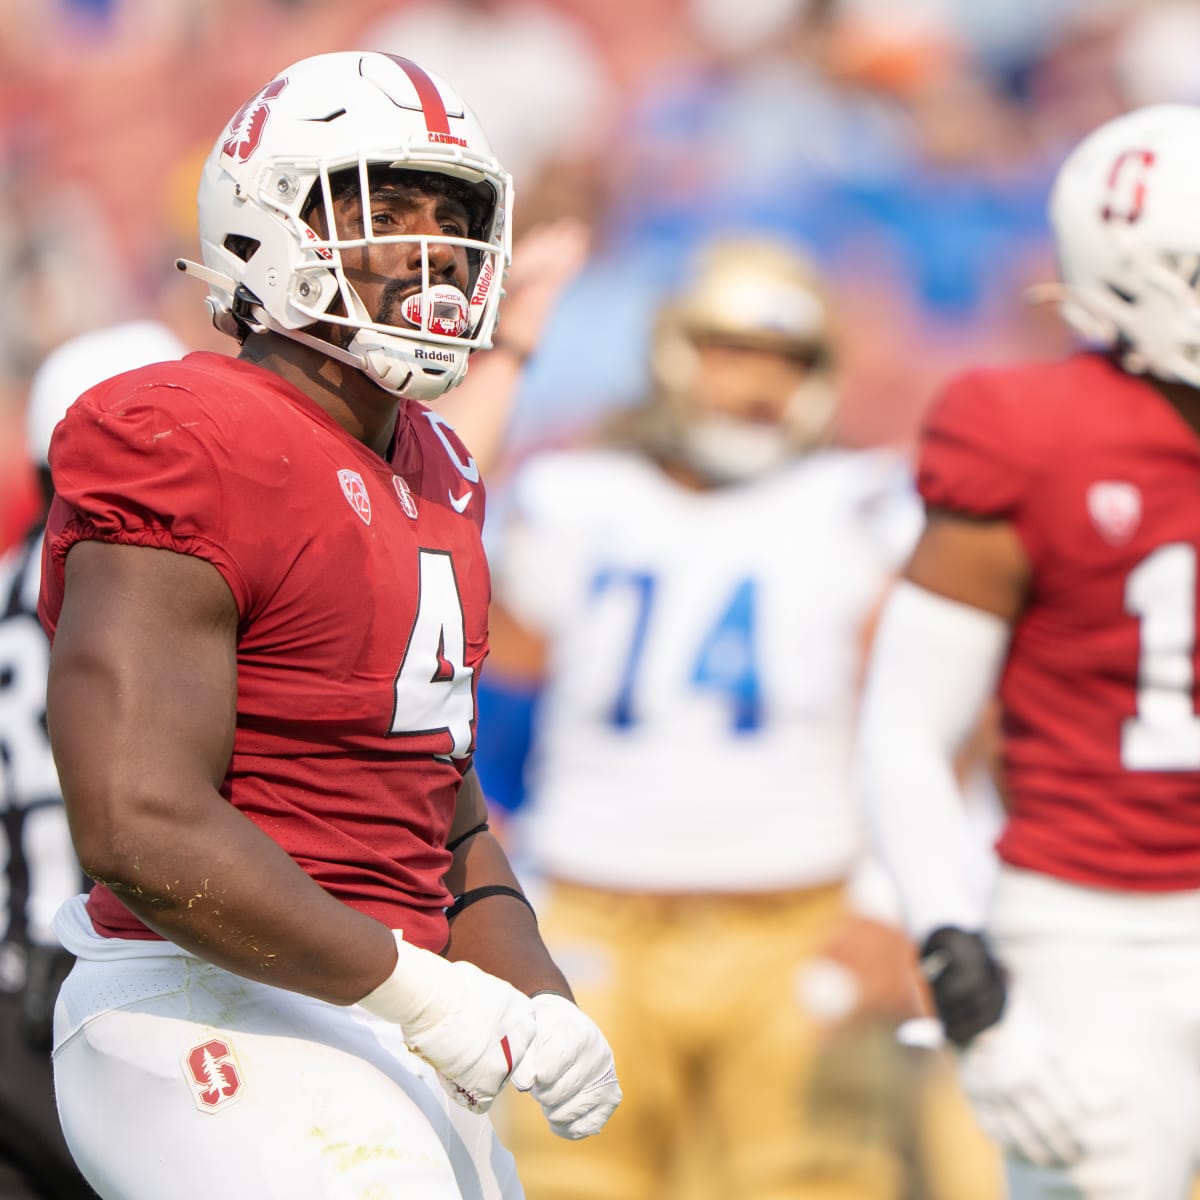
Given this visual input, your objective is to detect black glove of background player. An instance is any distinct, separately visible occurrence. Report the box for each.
[919,926,1007,1047]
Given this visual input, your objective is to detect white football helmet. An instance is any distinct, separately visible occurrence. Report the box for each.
[643,235,838,482]
[179,51,512,401]
[1047,103,1200,387]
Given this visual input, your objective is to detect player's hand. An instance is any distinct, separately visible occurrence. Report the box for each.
[956,982,1090,1167]
[919,926,1007,1045]
[358,930,536,1113]
[803,914,927,1026]
[510,992,622,1139]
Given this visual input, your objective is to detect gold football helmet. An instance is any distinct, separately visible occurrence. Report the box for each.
[615,235,838,482]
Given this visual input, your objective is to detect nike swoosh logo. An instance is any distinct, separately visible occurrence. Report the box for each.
[449,489,473,513]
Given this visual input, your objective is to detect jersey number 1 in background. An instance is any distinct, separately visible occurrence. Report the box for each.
[1122,541,1200,770]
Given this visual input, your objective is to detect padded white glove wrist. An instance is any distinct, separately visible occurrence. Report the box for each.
[957,985,1089,1167]
[511,992,622,1139]
[358,930,536,1113]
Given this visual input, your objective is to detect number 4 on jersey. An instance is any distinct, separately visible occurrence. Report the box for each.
[390,549,475,758]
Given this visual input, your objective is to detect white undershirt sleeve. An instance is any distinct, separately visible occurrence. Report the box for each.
[856,580,1012,943]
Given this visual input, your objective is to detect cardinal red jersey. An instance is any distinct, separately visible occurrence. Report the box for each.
[919,352,1200,891]
[39,352,489,949]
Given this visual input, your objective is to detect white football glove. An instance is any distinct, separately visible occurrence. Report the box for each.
[511,992,622,1139]
[358,930,536,1113]
[957,984,1090,1168]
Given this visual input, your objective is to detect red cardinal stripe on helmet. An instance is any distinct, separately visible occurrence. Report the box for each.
[384,55,452,136]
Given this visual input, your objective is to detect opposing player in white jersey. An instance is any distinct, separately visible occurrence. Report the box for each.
[481,236,1002,1199]
[0,321,186,1200]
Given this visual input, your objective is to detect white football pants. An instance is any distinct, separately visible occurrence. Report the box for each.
[987,868,1200,1200]
[50,896,523,1199]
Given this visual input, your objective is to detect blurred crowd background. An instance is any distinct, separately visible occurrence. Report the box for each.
[3,0,1200,544]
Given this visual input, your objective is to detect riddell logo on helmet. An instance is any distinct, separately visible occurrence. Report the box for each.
[301,225,333,262]
[415,347,456,362]
[471,259,495,307]
[428,131,468,148]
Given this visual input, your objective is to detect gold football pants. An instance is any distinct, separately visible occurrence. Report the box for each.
[495,880,1003,1200]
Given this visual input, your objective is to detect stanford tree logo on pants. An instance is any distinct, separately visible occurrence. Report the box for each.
[183,1038,243,1112]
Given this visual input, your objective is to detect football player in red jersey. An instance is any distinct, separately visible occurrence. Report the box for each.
[858,103,1200,1197]
[37,52,618,1200]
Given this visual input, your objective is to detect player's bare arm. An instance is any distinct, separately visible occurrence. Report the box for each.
[443,767,572,999]
[47,539,398,1004]
[905,507,1031,621]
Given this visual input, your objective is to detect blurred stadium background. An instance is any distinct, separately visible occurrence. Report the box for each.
[1,0,1196,528]
[5,3,1199,1193]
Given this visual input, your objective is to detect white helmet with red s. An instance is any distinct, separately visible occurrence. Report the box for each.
[1048,102,1200,387]
[178,51,512,401]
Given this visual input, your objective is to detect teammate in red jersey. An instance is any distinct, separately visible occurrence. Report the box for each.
[38,51,618,1200]
[858,103,1200,1197]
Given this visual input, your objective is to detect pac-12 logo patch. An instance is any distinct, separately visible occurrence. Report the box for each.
[393,474,419,519]
[1087,480,1142,544]
[338,469,372,525]
[183,1037,243,1112]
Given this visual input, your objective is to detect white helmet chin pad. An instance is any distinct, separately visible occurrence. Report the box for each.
[186,51,512,400]
[350,326,469,401]
[1049,103,1200,387]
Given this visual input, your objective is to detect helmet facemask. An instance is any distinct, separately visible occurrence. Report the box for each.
[1053,241,1200,388]
[288,161,505,399]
